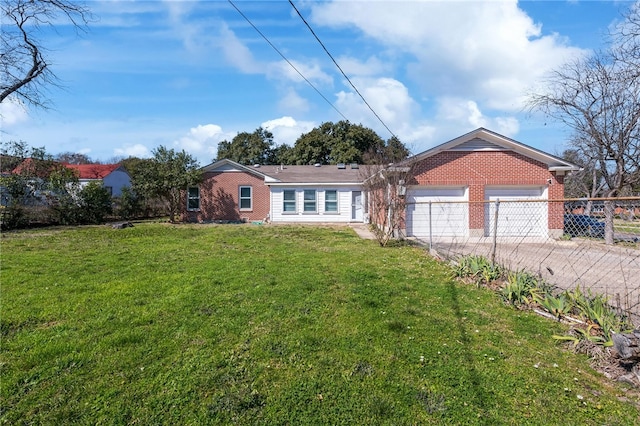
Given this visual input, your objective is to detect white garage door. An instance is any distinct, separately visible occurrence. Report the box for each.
[484,187,547,237]
[406,187,468,237]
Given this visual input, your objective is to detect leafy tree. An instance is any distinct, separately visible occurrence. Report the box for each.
[116,186,143,220]
[288,121,388,165]
[53,183,112,226]
[216,127,274,165]
[271,143,294,165]
[133,146,201,222]
[384,136,410,163]
[528,4,640,244]
[1,0,92,107]
[77,181,112,224]
[0,141,79,229]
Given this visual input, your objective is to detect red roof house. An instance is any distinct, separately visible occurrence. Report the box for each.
[64,164,131,197]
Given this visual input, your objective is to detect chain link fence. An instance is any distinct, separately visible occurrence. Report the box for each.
[408,197,640,322]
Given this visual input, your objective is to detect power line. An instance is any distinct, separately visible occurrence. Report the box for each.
[227,0,348,121]
[288,0,398,139]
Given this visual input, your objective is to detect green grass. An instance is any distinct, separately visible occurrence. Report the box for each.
[1,223,637,425]
[614,219,640,235]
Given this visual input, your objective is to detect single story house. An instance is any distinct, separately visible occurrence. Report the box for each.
[185,128,580,238]
[184,159,365,223]
[64,164,132,197]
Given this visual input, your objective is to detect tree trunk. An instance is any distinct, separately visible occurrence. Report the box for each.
[613,330,640,361]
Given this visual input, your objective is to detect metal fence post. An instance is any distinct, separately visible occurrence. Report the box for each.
[491,199,500,264]
[429,201,433,250]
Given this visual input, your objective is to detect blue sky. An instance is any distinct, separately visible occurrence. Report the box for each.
[0,0,633,166]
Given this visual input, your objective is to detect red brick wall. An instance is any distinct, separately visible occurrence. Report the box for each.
[410,151,565,230]
[183,171,270,222]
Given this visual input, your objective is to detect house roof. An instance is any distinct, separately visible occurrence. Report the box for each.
[263,164,365,185]
[201,159,366,185]
[201,159,272,179]
[405,127,581,172]
[64,163,124,179]
[11,158,60,177]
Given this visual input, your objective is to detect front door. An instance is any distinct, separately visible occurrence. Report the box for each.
[352,191,363,221]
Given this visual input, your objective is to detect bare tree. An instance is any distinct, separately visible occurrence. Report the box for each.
[1,0,91,107]
[360,158,414,247]
[529,41,640,244]
[612,1,640,77]
[561,145,608,216]
[55,151,92,164]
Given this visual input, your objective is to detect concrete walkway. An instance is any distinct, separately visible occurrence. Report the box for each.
[349,223,377,240]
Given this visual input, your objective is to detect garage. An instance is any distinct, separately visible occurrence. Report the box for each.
[484,187,547,237]
[406,187,468,237]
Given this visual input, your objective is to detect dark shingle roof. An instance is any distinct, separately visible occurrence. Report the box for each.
[263,164,367,184]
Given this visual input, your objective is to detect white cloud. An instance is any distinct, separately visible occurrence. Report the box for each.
[218,23,262,74]
[174,124,232,163]
[277,88,310,113]
[336,77,417,125]
[429,97,520,144]
[336,55,389,77]
[261,116,316,146]
[267,59,333,86]
[311,0,587,112]
[0,98,28,126]
[114,143,152,158]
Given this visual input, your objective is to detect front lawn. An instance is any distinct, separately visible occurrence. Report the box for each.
[1,223,637,424]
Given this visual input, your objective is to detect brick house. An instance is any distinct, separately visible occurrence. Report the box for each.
[184,159,271,223]
[401,128,580,238]
[183,159,365,223]
[184,128,580,238]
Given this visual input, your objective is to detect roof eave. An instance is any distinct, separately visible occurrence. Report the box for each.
[406,128,581,170]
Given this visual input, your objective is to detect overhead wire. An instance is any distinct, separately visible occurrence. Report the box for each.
[288,0,398,139]
[227,0,348,121]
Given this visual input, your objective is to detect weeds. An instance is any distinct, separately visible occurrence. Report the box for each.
[500,271,538,306]
[452,255,502,286]
[453,255,631,349]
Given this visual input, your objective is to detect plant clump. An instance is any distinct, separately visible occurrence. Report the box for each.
[451,254,637,386]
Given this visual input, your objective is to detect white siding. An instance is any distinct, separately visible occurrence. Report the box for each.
[102,169,132,197]
[270,186,362,223]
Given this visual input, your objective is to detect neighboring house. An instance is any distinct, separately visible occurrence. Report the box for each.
[401,128,580,238]
[185,128,580,238]
[64,164,132,197]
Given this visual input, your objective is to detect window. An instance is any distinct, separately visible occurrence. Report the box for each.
[283,189,296,213]
[187,186,200,210]
[304,189,316,212]
[104,186,113,196]
[325,190,338,212]
[239,186,252,210]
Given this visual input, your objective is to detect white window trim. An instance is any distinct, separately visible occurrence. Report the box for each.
[324,189,338,214]
[187,186,200,211]
[303,189,317,213]
[239,186,252,211]
[283,189,297,214]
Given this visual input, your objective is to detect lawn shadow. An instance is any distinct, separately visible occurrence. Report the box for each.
[446,281,495,424]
